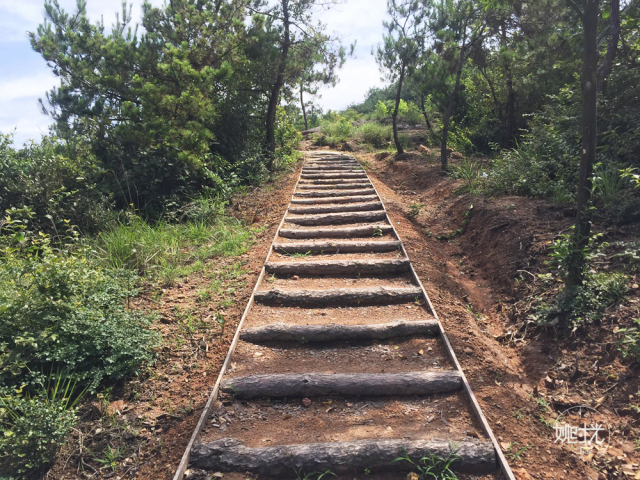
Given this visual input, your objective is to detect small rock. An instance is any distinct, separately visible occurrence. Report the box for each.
[407,473,419,480]
[463,347,473,354]
[292,275,299,280]
[302,398,312,407]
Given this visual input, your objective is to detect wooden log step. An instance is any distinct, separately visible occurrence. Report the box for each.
[296,183,371,190]
[290,195,379,205]
[190,437,496,476]
[279,224,393,238]
[302,168,363,173]
[288,202,382,215]
[222,371,461,399]
[294,189,376,198]
[254,286,423,307]
[303,166,360,171]
[273,240,401,254]
[298,178,368,185]
[301,173,367,179]
[304,164,359,169]
[286,211,386,226]
[264,258,410,275]
[240,319,439,343]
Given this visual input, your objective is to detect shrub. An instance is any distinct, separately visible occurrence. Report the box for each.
[321,116,354,146]
[374,100,389,119]
[0,237,159,391]
[359,123,392,148]
[0,134,112,234]
[0,375,85,477]
[275,106,302,168]
[449,159,482,193]
[617,318,640,363]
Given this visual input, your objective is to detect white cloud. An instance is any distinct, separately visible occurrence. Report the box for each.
[0,72,58,102]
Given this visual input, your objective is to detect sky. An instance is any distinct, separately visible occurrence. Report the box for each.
[0,0,388,146]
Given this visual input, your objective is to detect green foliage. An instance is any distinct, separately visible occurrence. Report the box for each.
[0,372,86,476]
[275,106,302,168]
[94,206,255,282]
[407,203,425,221]
[449,159,482,193]
[374,100,389,118]
[359,122,393,147]
[391,448,459,480]
[534,230,628,327]
[0,235,159,391]
[321,116,354,146]
[617,319,640,363]
[486,93,580,198]
[0,134,111,234]
[594,163,625,208]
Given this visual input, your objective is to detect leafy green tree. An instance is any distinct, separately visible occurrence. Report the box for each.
[30,0,247,211]
[251,0,345,169]
[376,0,426,154]
[429,0,487,170]
[565,0,621,289]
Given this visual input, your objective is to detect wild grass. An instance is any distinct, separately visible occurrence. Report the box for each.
[358,122,392,148]
[94,199,257,285]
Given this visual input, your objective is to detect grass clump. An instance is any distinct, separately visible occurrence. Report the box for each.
[359,122,392,148]
[392,448,459,479]
[321,116,354,146]
[94,199,256,284]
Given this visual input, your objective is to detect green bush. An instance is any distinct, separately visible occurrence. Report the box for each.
[359,123,392,148]
[0,375,84,477]
[0,134,112,234]
[321,116,354,145]
[275,106,302,168]
[0,237,159,391]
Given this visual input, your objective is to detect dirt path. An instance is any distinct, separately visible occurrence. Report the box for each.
[176,152,516,480]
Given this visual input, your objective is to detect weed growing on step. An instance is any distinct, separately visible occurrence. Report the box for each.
[294,469,336,480]
[392,448,459,480]
[372,225,384,237]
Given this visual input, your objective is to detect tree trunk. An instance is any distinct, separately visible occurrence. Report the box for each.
[597,0,620,92]
[501,22,517,147]
[272,240,401,254]
[265,0,290,171]
[392,64,406,155]
[567,0,600,290]
[420,92,435,133]
[264,258,410,275]
[285,210,387,226]
[300,83,308,130]
[440,47,466,172]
